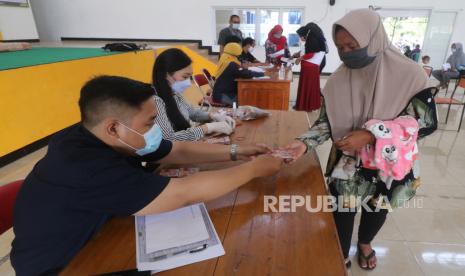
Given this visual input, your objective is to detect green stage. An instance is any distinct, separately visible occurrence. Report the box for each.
[0,47,120,71]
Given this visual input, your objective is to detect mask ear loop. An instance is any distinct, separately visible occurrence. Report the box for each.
[117,123,144,151]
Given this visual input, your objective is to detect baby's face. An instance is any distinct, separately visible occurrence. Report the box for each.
[370,122,392,139]
[382,145,398,163]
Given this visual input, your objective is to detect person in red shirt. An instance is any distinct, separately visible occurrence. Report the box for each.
[294,23,328,112]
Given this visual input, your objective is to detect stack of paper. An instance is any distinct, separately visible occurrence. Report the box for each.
[135,203,224,273]
[247,66,265,73]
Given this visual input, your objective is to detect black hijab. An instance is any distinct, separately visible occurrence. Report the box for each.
[296,22,328,54]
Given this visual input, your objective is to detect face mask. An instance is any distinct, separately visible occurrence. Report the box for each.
[171,78,191,94]
[452,48,457,53]
[274,34,282,39]
[232,23,240,29]
[339,46,376,69]
[118,123,163,156]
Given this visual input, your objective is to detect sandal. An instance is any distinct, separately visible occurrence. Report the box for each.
[357,243,376,270]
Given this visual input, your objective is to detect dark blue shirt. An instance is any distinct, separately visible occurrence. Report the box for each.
[11,124,172,276]
[212,62,264,104]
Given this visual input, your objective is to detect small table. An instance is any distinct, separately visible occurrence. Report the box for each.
[61,110,346,276]
[236,67,293,111]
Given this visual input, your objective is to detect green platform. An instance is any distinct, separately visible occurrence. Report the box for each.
[0,47,121,71]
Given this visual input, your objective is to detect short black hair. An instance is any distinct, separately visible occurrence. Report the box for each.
[230,14,240,21]
[79,75,155,127]
[224,35,242,45]
[242,37,255,47]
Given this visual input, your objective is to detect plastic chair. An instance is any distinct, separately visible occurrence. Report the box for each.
[0,180,23,234]
[191,75,229,110]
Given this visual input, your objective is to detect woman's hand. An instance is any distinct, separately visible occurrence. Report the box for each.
[210,113,236,128]
[292,52,301,58]
[295,57,303,65]
[283,140,308,162]
[334,130,375,152]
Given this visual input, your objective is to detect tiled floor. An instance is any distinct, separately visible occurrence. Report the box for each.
[2,42,465,275]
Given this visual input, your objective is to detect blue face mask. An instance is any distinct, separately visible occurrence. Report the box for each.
[171,79,191,94]
[118,123,163,156]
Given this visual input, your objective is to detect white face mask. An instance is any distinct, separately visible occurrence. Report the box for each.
[171,78,191,94]
[452,48,457,53]
[232,23,240,30]
[273,34,282,39]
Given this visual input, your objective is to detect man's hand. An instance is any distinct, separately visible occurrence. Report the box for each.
[283,140,308,162]
[250,154,283,178]
[334,130,375,152]
[237,144,272,161]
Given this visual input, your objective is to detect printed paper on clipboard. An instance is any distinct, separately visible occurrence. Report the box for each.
[135,203,225,273]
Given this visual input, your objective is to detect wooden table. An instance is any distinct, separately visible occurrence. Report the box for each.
[236,67,293,111]
[61,111,346,276]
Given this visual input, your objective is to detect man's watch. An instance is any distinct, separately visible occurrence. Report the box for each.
[230,144,238,161]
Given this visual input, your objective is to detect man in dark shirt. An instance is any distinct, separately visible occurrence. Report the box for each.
[239,37,260,64]
[10,76,283,275]
[218,14,243,57]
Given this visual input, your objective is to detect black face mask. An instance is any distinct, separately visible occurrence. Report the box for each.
[339,46,376,69]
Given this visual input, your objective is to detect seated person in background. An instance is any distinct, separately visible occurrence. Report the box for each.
[0,42,31,52]
[212,43,265,105]
[432,42,465,89]
[421,55,430,66]
[152,48,236,141]
[265,25,291,64]
[10,75,282,276]
[239,37,262,65]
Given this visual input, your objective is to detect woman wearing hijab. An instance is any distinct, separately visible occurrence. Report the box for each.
[212,42,264,105]
[265,25,291,64]
[294,22,328,111]
[284,9,437,270]
[152,48,236,141]
[432,42,465,89]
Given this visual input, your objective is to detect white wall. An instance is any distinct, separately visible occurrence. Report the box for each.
[0,4,38,40]
[30,0,465,73]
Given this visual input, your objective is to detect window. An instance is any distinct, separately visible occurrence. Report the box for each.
[378,8,458,69]
[214,7,304,47]
[380,9,430,54]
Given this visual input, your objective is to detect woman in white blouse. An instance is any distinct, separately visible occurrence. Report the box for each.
[152,48,235,141]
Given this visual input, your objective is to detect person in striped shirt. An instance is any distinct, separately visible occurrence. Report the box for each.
[152,48,235,141]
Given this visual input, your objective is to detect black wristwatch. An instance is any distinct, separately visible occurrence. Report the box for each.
[230,144,238,161]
